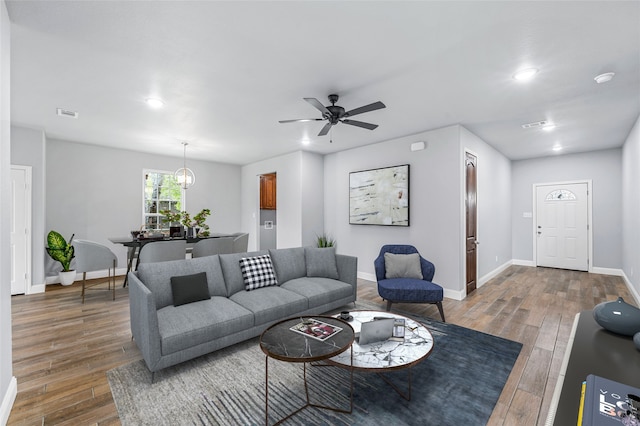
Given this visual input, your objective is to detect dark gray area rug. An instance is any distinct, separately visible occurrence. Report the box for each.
[108,304,522,425]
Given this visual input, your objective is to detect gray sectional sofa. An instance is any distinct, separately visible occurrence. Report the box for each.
[128,246,357,375]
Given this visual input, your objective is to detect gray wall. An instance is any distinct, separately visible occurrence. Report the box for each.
[511,148,623,269]
[46,138,242,275]
[622,114,640,297]
[240,151,325,251]
[11,125,46,289]
[0,0,13,419]
[324,125,511,299]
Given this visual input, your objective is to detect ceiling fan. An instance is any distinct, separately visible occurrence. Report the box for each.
[279,94,386,137]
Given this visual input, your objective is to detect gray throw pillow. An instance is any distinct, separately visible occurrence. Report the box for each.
[384,252,423,279]
[170,272,211,306]
[305,247,339,279]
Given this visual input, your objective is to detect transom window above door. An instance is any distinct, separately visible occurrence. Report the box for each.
[545,189,576,201]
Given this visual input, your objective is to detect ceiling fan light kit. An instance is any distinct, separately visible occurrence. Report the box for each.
[280,94,386,137]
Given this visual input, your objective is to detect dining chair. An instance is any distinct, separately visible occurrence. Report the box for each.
[192,237,234,258]
[137,240,187,264]
[231,232,249,253]
[73,239,118,303]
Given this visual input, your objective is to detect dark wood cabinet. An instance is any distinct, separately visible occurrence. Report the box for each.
[260,173,276,210]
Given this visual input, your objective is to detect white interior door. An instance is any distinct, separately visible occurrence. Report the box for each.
[11,166,31,295]
[535,183,588,271]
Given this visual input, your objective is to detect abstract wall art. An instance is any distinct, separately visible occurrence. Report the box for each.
[349,164,409,226]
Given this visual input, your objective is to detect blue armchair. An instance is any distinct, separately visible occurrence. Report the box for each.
[374,244,445,322]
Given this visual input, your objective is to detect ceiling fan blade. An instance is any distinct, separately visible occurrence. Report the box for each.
[318,122,333,136]
[344,101,386,117]
[304,98,331,115]
[279,118,324,123]
[342,119,378,130]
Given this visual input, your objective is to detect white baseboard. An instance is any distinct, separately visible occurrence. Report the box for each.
[44,267,129,287]
[621,271,640,306]
[28,280,46,294]
[0,376,17,425]
[590,266,623,276]
[478,260,513,288]
[512,259,535,267]
[444,288,466,301]
[357,271,376,282]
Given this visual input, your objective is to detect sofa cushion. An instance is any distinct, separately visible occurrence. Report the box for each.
[305,247,339,279]
[157,296,254,355]
[230,286,308,325]
[137,255,227,309]
[170,272,210,306]
[239,254,278,290]
[219,250,269,296]
[384,252,423,279]
[269,247,306,283]
[281,277,353,308]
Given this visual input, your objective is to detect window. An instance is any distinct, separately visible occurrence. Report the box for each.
[143,170,183,230]
[545,189,576,201]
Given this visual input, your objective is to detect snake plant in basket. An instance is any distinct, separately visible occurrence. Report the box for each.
[46,230,76,285]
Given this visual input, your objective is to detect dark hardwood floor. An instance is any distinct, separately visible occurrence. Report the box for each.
[7,265,636,425]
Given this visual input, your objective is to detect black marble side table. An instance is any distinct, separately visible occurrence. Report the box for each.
[259,315,354,426]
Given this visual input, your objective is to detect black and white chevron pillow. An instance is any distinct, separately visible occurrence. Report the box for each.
[239,254,278,291]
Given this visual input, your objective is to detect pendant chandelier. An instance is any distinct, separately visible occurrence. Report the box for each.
[175,141,195,189]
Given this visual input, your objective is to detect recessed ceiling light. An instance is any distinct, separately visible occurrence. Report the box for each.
[301,139,311,145]
[145,97,165,108]
[513,68,539,81]
[594,72,615,84]
[542,123,556,131]
[552,145,563,152]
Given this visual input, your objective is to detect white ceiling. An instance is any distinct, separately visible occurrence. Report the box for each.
[6,1,640,165]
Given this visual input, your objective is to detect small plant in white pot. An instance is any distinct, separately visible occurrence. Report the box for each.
[46,230,76,285]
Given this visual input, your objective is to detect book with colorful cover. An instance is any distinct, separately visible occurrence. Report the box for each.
[578,374,640,425]
[290,318,342,341]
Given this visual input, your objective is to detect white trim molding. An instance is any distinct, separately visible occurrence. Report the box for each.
[478,260,513,288]
[0,376,17,425]
[512,259,535,267]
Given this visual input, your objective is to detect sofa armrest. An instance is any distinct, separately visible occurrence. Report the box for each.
[128,271,162,372]
[336,254,358,299]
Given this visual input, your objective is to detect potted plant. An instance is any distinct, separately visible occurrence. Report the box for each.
[316,233,336,248]
[161,208,211,238]
[181,209,211,237]
[192,208,211,237]
[160,209,184,237]
[46,230,76,285]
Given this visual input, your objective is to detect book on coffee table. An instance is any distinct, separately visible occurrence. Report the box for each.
[290,318,342,341]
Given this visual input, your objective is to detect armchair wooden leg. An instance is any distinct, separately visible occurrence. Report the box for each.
[386,300,393,311]
[435,301,445,322]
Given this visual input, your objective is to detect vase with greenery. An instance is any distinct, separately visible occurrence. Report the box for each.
[161,208,211,237]
[160,209,184,237]
[316,233,336,248]
[46,230,76,285]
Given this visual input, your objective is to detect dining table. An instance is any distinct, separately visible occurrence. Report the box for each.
[109,234,235,287]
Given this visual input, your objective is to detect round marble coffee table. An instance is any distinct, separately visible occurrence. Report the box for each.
[259,316,355,425]
[329,310,434,400]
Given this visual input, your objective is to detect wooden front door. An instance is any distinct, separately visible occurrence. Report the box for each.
[465,152,478,295]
